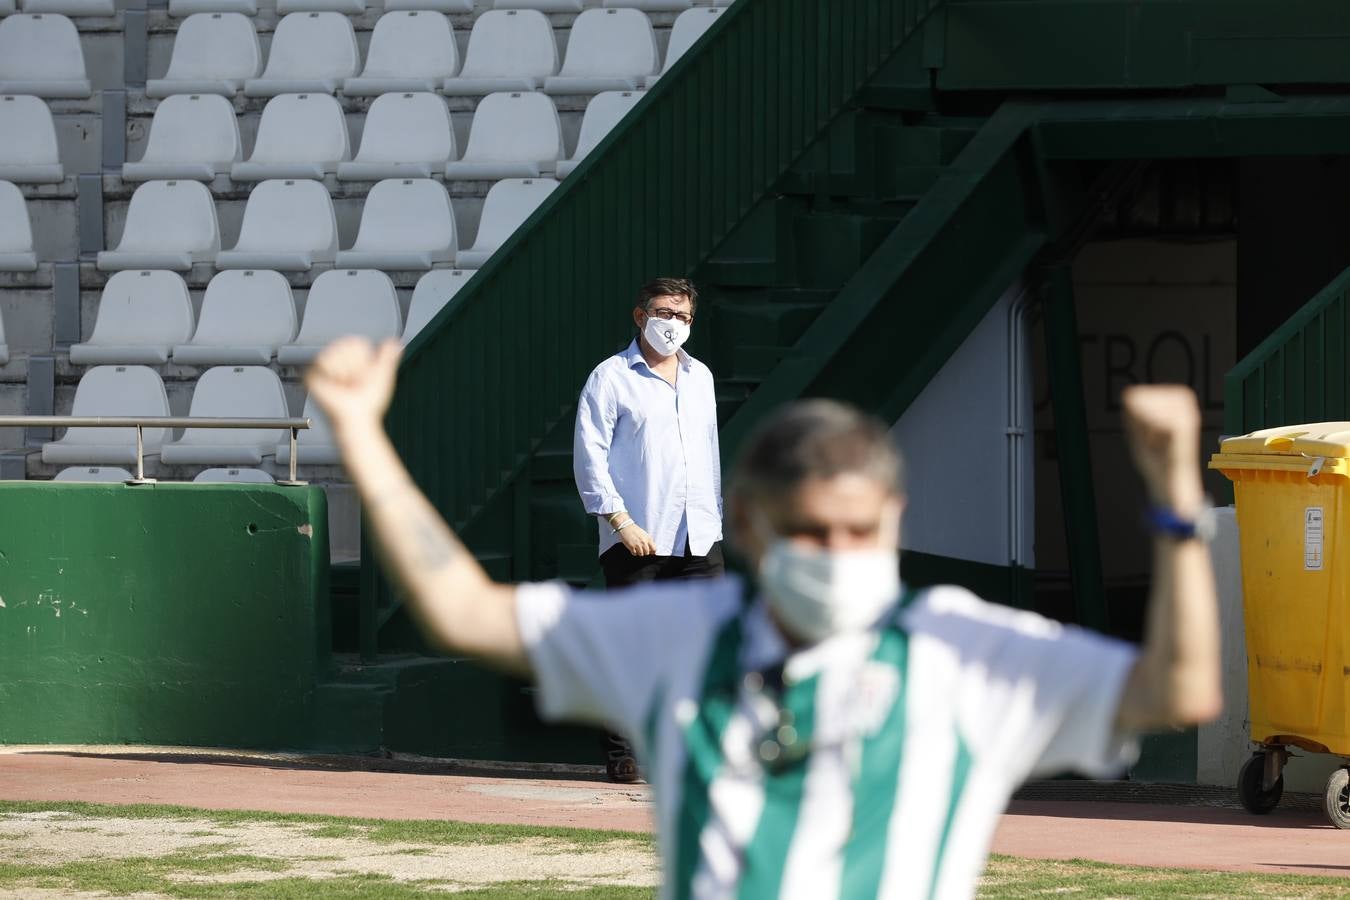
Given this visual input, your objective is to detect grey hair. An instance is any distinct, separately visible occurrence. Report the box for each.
[731,399,904,501]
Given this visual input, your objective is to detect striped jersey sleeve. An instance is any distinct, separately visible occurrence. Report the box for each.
[904,585,1140,781]
[515,578,740,739]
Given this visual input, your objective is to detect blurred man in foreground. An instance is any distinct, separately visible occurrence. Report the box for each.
[308,336,1220,899]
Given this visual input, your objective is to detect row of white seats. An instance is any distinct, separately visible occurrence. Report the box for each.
[128,90,639,183]
[147,8,717,100]
[72,267,468,365]
[100,176,555,271]
[52,465,281,482]
[164,0,726,16]
[43,363,337,464]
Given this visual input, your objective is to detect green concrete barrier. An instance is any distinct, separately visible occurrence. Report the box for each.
[0,483,329,749]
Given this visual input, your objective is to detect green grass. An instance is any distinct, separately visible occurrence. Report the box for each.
[979,855,1350,898]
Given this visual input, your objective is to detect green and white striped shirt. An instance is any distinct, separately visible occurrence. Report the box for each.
[517,576,1138,899]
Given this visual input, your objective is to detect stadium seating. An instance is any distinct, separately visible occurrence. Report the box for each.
[278,0,364,16]
[0,181,37,272]
[403,268,470,341]
[0,95,63,184]
[97,180,221,271]
[23,0,115,17]
[169,0,256,16]
[146,13,262,98]
[193,467,275,483]
[544,9,656,95]
[494,0,580,11]
[70,270,196,365]
[603,0,692,10]
[0,307,8,366]
[173,270,297,365]
[334,178,456,269]
[244,12,360,97]
[556,90,641,178]
[336,92,455,181]
[275,395,337,465]
[444,91,561,180]
[442,9,556,95]
[0,0,15,14]
[646,6,720,87]
[216,179,338,271]
[386,0,469,10]
[455,177,557,268]
[53,466,135,482]
[42,365,172,464]
[159,365,291,465]
[231,93,350,181]
[342,11,458,96]
[276,269,402,366]
[0,14,91,98]
[122,94,242,182]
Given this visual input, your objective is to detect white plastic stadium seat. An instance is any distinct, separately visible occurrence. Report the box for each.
[603,0,691,10]
[337,92,455,181]
[444,92,561,180]
[455,177,557,268]
[173,270,297,365]
[0,181,37,271]
[122,94,242,182]
[403,268,470,341]
[0,0,15,13]
[146,14,262,98]
[97,180,221,272]
[275,396,337,464]
[277,0,363,15]
[216,179,338,271]
[53,466,134,483]
[0,15,91,98]
[442,10,556,95]
[42,366,171,465]
[194,467,275,483]
[231,93,349,181]
[0,303,8,366]
[493,0,580,11]
[245,13,360,97]
[646,7,720,87]
[70,271,196,365]
[544,9,656,95]
[0,96,63,183]
[276,269,402,366]
[335,178,455,270]
[556,90,641,178]
[23,0,115,16]
[342,12,457,96]
[160,366,291,465]
[169,0,256,16]
[385,0,468,11]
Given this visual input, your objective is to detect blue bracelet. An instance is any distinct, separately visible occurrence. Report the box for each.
[1147,505,1215,542]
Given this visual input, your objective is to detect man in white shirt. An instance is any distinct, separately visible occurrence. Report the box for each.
[306,335,1221,900]
[574,278,725,780]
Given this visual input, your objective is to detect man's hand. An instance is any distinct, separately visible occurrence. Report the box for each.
[1122,384,1204,515]
[619,523,657,557]
[306,337,402,436]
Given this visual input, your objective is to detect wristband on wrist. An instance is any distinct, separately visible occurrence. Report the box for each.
[612,520,635,535]
[1146,502,1217,542]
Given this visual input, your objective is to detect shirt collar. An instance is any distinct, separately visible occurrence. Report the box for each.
[625,338,693,372]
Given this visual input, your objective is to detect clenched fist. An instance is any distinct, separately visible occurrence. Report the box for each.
[305,337,402,435]
[1121,384,1204,515]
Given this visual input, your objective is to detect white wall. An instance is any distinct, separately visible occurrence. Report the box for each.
[892,282,1033,569]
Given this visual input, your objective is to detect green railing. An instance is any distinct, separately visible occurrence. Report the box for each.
[1225,265,1350,436]
[387,0,944,535]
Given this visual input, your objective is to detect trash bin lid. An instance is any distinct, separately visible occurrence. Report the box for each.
[1220,422,1350,457]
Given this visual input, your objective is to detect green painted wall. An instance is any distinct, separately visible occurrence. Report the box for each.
[0,484,330,749]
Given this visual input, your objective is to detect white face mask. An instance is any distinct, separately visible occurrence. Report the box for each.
[643,315,690,357]
[758,540,901,644]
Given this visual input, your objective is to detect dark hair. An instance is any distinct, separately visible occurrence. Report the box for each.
[732,399,903,501]
[636,277,698,314]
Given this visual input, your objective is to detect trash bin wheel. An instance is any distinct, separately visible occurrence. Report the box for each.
[1238,752,1283,815]
[1324,768,1350,830]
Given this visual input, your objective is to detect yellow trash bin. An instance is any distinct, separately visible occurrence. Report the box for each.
[1211,422,1350,828]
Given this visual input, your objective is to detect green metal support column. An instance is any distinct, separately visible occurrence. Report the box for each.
[1042,266,1107,631]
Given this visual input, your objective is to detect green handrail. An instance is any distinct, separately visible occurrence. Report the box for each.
[387,0,944,536]
[1224,265,1350,436]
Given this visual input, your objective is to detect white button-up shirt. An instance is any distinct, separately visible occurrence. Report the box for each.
[573,339,723,557]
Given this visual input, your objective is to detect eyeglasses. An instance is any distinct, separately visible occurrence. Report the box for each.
[648,307,693,326]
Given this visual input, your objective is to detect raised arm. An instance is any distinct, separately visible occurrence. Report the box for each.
[1114,385,1222,732]
[306,337,529,676]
